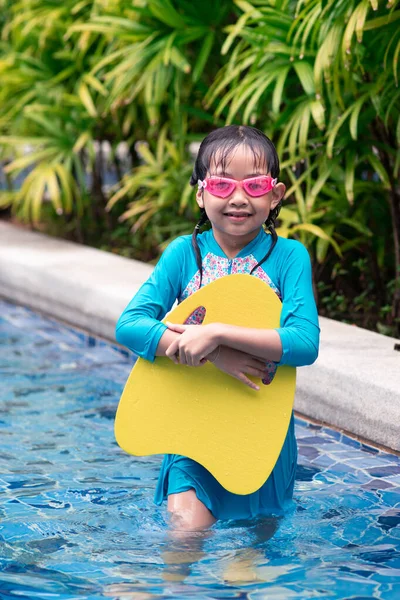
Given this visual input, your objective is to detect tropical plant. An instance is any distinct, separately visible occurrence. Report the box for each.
[0,0,110,231]
[0,0,399,336]
[204,0,400,334]
[67,0,232,132]
[106,125,196,245]
[0,0,233,235]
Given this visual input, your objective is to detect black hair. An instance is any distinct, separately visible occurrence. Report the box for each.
[190,125,282,287]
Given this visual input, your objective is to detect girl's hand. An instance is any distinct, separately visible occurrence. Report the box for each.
[165,322,219,367]
[210,346,267,391]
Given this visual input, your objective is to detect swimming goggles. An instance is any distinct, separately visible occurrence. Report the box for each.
[197,175,278,198]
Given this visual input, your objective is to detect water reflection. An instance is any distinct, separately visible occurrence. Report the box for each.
[162,517,279,585]
[2,301,400,599]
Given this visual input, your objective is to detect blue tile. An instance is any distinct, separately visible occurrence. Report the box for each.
[310,454,337,468]
[348,456,398,468]
[342,471,373,485]
[323,428,342,442]
[382,475,400,486]
[368,466,400,478]
[298,445,320,460]
[362,479,395,491]
[295,435,333,445]
[2,297,400,599]
[361,443,380,455]
[341,435,362,449]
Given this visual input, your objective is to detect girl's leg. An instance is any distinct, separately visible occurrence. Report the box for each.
[168,489,216,530]
[162,528,212,582]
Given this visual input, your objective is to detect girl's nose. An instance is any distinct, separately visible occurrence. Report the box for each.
[229,192,249,206]
[228,185,250,204]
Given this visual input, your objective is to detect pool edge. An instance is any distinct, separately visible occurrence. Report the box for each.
[1,220,399,452]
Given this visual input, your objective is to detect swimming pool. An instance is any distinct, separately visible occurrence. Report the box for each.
[1,298,400,599]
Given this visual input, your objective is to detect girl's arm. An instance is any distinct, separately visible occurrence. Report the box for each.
[166,241,319,367]
[212,325,282,362]
[274,241,320,366]
[115,238,188,361]
[155,328,181,356]
[215,242,319,367]
[165,321,282,364]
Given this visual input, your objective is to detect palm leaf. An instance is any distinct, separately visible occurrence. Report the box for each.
[291,223,342,256]
[293,60,315,95]
[366,153,391,189]
[344,149,356,204]
[192,31,215,82]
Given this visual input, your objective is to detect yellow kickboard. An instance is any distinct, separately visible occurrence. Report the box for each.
[115,274,296,495]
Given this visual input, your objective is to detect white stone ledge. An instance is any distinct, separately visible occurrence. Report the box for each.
[1,221,399,450]
[0,222,154,340]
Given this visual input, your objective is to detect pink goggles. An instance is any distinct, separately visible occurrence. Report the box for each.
[197,175,277,198]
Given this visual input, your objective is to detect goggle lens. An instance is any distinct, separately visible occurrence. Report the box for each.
[206,178,235,197]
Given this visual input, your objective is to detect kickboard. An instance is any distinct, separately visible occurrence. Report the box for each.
[114,274,296,495]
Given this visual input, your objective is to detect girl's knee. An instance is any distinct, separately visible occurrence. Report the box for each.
[167,489,216,531]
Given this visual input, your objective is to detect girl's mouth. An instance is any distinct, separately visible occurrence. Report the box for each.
[224,213,252,221]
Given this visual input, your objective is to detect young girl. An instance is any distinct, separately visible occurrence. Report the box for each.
[116,125,320,531]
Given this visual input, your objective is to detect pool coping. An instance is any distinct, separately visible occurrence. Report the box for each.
[1,220,399,451]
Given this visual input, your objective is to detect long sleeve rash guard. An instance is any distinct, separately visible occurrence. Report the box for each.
[115,227,320,367]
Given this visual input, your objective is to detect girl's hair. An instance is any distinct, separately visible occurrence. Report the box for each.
[190,125,282,287]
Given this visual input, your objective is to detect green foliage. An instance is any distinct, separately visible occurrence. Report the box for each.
[106,125,196,246]
[0,0,399,335]
[0,0,234,223]
[204,0,400,335]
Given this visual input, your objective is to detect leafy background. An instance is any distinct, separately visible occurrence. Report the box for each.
[0,0,399,337]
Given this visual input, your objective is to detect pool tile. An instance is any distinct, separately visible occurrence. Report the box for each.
[340,436,361,450]
[345,456,399,470]
[362,479,396,491]
[323,428,342,442]
[342,470,372,485]
[360,443,381,455]
[368,466,400,478]
[376,509,400,532]
[310,454,337,468]
[2,298,400,598]
[381,474,400,486]
[295,435,333,445]
[297,446,320,460]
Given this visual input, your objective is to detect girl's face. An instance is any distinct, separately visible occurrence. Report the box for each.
[196,144,285,256]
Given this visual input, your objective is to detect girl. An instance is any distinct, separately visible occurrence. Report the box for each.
[116,125,320,531]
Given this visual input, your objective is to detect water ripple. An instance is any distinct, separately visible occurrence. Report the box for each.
[1,301,400,599]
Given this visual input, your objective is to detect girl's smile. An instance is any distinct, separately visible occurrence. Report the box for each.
[225,214,251,221]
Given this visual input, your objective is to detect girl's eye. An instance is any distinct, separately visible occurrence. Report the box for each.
[214,181,230,190]
[247,182,263,191]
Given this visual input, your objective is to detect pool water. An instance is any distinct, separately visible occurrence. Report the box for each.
[1,298,400,600]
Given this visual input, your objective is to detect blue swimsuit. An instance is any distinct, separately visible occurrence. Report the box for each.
[116,227,320,520]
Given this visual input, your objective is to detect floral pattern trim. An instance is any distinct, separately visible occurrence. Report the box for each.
[179,253,281,303]
[183,306,206,326]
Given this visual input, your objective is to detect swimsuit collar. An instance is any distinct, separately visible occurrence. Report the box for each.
[205,227,270,259]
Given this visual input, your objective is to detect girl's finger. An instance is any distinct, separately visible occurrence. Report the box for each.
[192,352,207,367]
[179,348,188,366]
[249,357,269,369]
[245,366,266,378]
[237,373,260,391]
[165,321,186,332]
[166,341,179,364]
